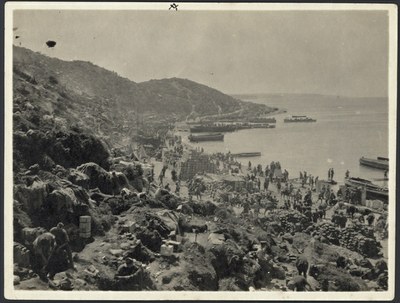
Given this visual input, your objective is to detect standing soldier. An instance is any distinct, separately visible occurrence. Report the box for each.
[49,222,75,278]
[265,165,270,178]
[276,179,282,192]
[264,178,269,191]
[171,168,177,182]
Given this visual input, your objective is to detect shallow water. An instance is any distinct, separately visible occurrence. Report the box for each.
[182,95,389,186]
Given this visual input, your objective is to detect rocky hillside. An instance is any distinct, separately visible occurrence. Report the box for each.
[13,46,272,156]
[138,78,242,118]
[13,46,264,118]
[12,47,387,294]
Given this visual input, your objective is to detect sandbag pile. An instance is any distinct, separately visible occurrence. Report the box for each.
[350,223,375,238]
[338,228,381,258]
[354,236,381,258]
[313,222,341,245]
[270,210,311,233]
[313,222,381,257]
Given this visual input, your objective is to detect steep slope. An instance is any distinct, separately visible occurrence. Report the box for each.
[13,46,147,112]
[137,78,242,119]
[12,46,273,170]
[13,46,262,118]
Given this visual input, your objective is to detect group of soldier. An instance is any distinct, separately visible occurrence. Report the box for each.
[22,222,75,282]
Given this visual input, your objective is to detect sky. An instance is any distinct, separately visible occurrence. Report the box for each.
[13,9,389,97]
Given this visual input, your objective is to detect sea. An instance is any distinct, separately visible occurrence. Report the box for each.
[181,94,389,187]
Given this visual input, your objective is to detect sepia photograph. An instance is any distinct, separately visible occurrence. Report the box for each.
[4,2,397,300]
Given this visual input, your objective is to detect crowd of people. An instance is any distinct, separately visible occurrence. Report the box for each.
[153,138,388,290]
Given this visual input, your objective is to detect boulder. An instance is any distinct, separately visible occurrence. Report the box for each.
[358,258,373,269]
[45,188,77,214]
[218,277,245,291]
[40,154,56,170]
[209,239,245,278]
[377,271,388,290]
[282,233,294,244]
[271,265,286,280]
[120,243,131,250]
[53,165,68,177]
[14,180,48,214]
[208,233,225,245]
[68,169,90,188]
[109,249,124,257]
[14,275,21,285]
[375,260,388,273]
[180,204,194,215]
[13,264,34,280]
[76,162,112,194]
[27,164,40,175]
[155,210,179,232]
[13,242,30,267]
[106,196,132,215]
[187,266,218,291]
[362,268,380,280]
[349,266,364,277]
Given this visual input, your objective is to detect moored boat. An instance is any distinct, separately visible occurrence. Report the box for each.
[247,117,277,123]
[284,115,317,123]
[190,124,237,133]
[232,152,261,157]
[250,123,276,129]
[359,156,389,170]
[234,123,276,130]
[345,177,388,200]
[188,133,224,142]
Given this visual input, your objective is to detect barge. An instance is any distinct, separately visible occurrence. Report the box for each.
[345,177,388,201]
[359,156,389,170]
[188,133,224,142]
[231,152,261,157]
[190,124,237,133]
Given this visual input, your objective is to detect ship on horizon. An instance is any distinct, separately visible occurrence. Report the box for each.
[284,115,317,123]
